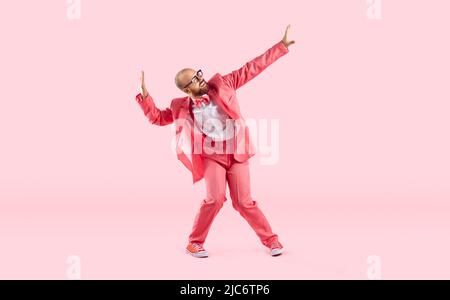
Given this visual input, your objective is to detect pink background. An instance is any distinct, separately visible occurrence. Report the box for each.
[0,0,449,279]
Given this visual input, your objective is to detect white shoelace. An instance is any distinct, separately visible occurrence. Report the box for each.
[192,243,203,250]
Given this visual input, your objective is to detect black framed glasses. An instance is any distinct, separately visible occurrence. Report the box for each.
[183,69,203,89]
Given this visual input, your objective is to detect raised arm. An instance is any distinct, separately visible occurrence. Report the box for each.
[135,71,174,126]
[223,25,295,90]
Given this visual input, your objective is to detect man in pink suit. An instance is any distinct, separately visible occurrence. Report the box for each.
[136,25,295,257]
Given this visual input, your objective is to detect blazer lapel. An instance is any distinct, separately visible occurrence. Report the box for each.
[177,97,190,121]
[207,84,240,120]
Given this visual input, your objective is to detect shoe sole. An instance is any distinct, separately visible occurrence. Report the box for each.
[186,249,209,258]
[271,248,284,256]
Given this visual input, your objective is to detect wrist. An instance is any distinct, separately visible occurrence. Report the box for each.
[279,40,289,52]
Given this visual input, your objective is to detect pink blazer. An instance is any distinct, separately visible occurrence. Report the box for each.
[135,41,289,183]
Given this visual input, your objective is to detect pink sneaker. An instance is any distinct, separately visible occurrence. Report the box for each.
[186,243,209,258]
[269,241,284,256]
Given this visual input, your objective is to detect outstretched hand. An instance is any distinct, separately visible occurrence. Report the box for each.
[140,71,149,98]
[281,24,295,48]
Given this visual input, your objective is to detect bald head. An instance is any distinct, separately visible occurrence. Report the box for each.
[174,68,209,98]
[175,68,196,90]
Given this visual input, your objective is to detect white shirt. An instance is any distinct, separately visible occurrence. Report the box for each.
[190,96,236,142]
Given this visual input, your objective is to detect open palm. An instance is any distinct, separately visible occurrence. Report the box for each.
[282,24,295,48]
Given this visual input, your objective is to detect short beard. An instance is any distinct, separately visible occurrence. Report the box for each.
[200,85,209,94]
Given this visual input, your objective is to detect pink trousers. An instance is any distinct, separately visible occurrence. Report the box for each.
[188,152,279,248]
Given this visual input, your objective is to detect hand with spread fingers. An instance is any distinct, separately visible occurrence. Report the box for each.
[281,24,295,48]
[140,70,149,99]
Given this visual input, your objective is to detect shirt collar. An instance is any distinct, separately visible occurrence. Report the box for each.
[190,93,211,108]
[190,93,210,102]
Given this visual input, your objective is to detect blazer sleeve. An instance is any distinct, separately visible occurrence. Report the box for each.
[222,41,289,90]
[135,93,174,126]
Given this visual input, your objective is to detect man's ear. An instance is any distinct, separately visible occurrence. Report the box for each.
[182,88,190,94]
